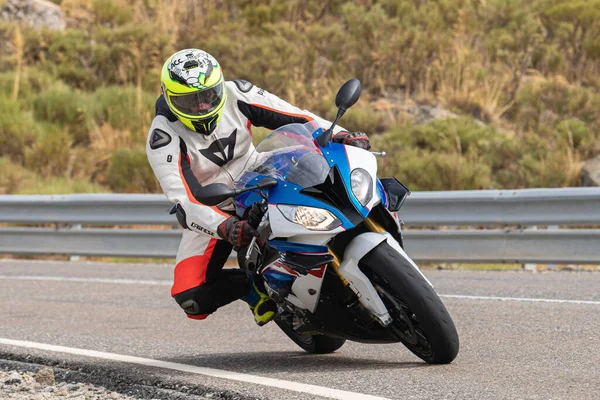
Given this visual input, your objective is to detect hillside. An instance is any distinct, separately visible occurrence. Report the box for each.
[1,0,599,193]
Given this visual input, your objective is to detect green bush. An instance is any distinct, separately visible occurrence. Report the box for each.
[106,147,159,192]
[24,124,73,177]
[0,97,40,162]
[339,102,388,134]
[87,86,156,138]
[372,115,589,190]
[373,118,498,190]
[510,78,600,131]
[16,177,108,194]
[92,0,133,27]
[0,157,38,194]
[32,85,92,143]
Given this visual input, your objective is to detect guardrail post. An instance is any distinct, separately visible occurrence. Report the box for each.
[546,225,559,270]
[69,224,82,261]
[523,226,537,271]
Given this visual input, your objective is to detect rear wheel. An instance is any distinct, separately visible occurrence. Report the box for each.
[274,315,346,354]
[361,242,459,364]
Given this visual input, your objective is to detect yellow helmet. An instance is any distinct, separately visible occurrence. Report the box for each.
[160,49,226,135]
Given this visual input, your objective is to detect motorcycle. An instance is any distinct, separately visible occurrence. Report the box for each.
[193,79,459,364]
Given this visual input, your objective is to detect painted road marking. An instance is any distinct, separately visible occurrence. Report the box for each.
[0,338,390,400]
[440,294,600,305]
[0,275,171,286]
[2,275,599,305]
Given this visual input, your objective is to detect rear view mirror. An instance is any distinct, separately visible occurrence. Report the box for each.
[192,183,236,206]
[335,78,361,112]
[192,178,279,206]
[317,78,362,147]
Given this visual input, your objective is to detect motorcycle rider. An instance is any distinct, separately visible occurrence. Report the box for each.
[146,48,371,326]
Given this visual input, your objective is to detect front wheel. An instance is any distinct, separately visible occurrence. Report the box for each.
[274,314,346,354]
[361,242,459,364]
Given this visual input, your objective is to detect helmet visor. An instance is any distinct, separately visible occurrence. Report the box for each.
[169,83,224,116]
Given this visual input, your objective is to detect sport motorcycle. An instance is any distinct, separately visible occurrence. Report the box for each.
[193,79,459,364]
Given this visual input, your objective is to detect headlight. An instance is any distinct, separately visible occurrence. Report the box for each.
[277,205,342,231]
[351,168,373,206]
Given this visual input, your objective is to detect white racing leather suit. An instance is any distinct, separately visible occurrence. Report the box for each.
[146,80,345,320]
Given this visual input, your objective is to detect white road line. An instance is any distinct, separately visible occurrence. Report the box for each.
[2,275,599,305]
[0,275,171,286]
[440,294,600,305]
[0,338,390,400]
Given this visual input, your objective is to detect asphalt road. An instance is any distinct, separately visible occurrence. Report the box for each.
[1,259,599,400]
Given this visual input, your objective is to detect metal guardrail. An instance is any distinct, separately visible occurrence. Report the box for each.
[2,187,600,226]
[402,188,600,226]
[1,188,599,263]
[0,194,176,225]
[2,227,599,264]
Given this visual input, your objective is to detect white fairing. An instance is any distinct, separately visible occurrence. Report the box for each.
[343,145,381,211]
[290,265,327,312]
[262,261,327,313]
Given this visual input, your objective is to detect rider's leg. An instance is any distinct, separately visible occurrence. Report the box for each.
[171,230,249,320]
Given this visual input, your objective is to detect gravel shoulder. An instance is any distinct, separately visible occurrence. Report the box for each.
[1,364,140,400]
[0,358,231,400]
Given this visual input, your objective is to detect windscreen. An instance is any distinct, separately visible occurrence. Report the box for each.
[235,122,330,189]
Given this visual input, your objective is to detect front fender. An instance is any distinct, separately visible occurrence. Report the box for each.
[342,232,433,288]
[338,232,391,326]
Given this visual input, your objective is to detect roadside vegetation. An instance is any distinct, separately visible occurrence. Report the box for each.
[1,0,599,194]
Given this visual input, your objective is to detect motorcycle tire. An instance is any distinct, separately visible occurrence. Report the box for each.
[360,241,459,364]
[274,316,346,354]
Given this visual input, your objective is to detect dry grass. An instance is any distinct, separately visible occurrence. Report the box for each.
[89,123,134,165]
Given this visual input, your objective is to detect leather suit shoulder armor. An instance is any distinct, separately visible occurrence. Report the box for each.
[233,80,254,93]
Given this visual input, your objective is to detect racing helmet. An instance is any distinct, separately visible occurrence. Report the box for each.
[160,49,226,135]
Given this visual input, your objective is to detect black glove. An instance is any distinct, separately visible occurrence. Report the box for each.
[332,131,371,150]
[217,217,258,247]
[247,202,268,229]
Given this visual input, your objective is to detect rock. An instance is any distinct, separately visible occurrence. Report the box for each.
[373,90,462,126]
[4,371,22,385]
[35,367,55,386]
[581,155,600,186]
[408,104,459,125]
[65,383,78,391]
[56,386,69,396]
[0,0,65,30]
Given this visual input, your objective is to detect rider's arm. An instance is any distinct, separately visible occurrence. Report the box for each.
[146,115,229,238]
[231,80,346,134]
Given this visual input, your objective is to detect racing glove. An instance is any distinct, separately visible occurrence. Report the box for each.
[217,216,258,247]
[332,131,371,150]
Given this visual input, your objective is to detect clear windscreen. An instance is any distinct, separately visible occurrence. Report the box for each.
[235,122,330,189]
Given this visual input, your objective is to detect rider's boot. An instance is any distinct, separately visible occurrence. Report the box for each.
[240,276,277,326]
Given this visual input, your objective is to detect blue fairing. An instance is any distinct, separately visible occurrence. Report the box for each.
[376,178,388,208]
[317,138,371,218]
[235,173,357,229]
[233,122,375,255]
[267,240,329,254]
